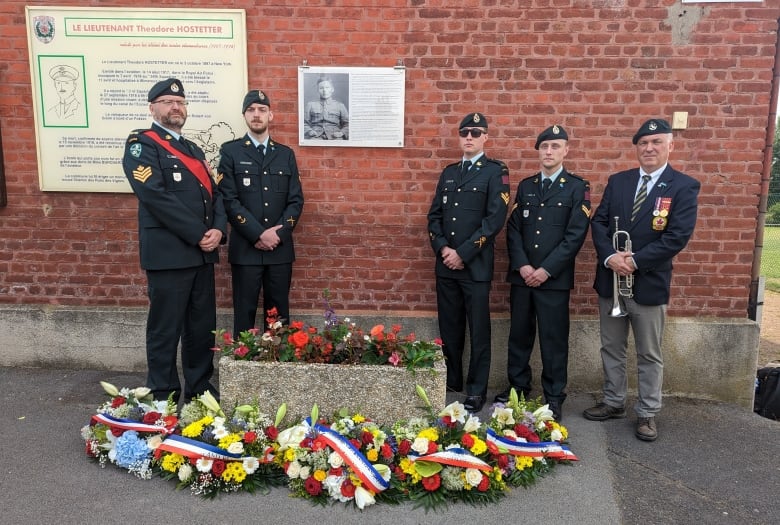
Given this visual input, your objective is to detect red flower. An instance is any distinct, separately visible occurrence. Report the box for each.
[304,477,322,496]
[361,430,373,446]
[222,332,234,344]
[497,454,509,469]
[461,433,475,448]
[110,397,126,408]
[370,324,385,338]
[340,479,356,498]
[398,440,412,455]
[142,411,161,424]
[442,415,456,428]
[381,443,394,460]
[234,345,249,358]
[289,330,309,348]
[477,474,490,492]
[162,415,178,429]
[350,438,361,449]
[290,320,304,330]
[248,327,260,336]
[265,426,279,441]
[244,431,257,444]
[487,441,500,456]
[85,441,97,457]
[110,427,124,437]
[421,473,441,491]
[329,467,344,477]
[211,460,226,476]
[426,441,438,454]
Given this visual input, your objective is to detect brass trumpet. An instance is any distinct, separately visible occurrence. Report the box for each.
[609,216,632,317]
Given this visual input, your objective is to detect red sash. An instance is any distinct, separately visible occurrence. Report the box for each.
[143,131,213,197]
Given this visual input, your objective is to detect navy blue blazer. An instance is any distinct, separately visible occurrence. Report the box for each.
[591,164,700,305]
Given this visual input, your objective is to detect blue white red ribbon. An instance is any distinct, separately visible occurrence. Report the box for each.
[155,434,256,461]
[91,413,174,434]
[408,447,492,472]
[307,418,389,493]
[486,428,578,461]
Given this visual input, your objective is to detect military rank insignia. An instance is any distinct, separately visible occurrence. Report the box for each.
[132,166,152,183]
[474,236,487,248]
[501,192,510,205]
[214,171,223,185]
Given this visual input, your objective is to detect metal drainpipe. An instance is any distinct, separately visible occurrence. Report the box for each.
[749,21,780,321]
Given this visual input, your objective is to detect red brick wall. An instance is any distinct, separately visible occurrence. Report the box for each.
[1,0,778,318]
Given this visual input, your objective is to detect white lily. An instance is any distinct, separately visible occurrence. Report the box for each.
[439,401,467,423]
[354,485,376,510]
[99,381,120,397]
[533,404,554,423]
[550,428,563,442]
[198,391,224,417]
[492,406,515,426]
[275,403,287,427]
[277,424,308,450]
[463,415,482,433]
[131,387,152,400]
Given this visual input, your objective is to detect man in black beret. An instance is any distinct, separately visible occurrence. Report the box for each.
[496,125,591,421]
[585,118,700,442]
[217,90,304,334]
[427,112,510,413]
[122,77,227,402]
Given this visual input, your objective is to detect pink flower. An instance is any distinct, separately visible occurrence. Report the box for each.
[388,352,402,366]
[234,345,250,358]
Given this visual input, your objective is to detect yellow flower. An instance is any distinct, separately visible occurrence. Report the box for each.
[469,437,487,456]
[349,473,362,486]
[313,469,327,482]
[161,453,185,473]
[218,433,241,449]
[515,455,534,471]
[181,422,204,438]
[352,414,366,423]
[284,448,297,462]
[417,427,439,442]
[221,461,247,483]
[366,449,379,462]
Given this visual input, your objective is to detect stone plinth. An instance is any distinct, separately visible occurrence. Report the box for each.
[218,355,447,424]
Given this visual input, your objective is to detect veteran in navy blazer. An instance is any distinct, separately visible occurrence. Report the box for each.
[584,118,700,442]
[218,90,304,335]
[497,125,591,420]
[427,112,510,413]
[123,78,227,402]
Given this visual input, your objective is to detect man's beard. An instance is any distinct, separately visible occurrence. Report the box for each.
[161,112,186,129]
[249,120,268,135]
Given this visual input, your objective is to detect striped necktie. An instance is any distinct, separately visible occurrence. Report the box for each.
[631,175,651,222]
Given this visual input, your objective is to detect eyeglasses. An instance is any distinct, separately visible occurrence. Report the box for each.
[152,99,188,107]
[458,128,485,138]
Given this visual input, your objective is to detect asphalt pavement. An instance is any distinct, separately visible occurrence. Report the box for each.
[1,366,777,525]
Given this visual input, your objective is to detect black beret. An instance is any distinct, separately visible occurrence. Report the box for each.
[535,124,568,149]
[632,119,672,144]
[148,78,185,102]
[459,112,488,130]
[242,89,271,112]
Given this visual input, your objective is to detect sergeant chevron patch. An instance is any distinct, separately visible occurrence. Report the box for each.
[501,192,510,205]
[133,166,152,183]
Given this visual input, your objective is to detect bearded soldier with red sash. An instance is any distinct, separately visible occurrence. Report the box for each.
[122,78,227,403]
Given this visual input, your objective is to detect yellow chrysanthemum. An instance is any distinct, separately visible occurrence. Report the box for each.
[366,448,379,462]
[554,423,569,440]
[221,461,247,483]
[218,433,242,449]
[161,453,185,473]
[417,427,439,441]
[349,473,362,486]
[284,448,297,462]
[352,414,366,423]
[313,469,327,482]
[469,437,487,456]
[515,455,534,471]
[181,422,204,438]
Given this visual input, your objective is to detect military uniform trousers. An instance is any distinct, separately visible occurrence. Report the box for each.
[145,264,217,401]
[436,276,492,397]
[231,262,293,334]
[508,285,571,402]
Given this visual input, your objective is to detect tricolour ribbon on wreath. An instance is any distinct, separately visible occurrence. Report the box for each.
[91,413,176,435]
[306,417,390,493]
[408,446,492,472]
[155,434,262,462]
[485,428,578,461]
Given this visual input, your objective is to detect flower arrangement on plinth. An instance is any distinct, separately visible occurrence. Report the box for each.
[82,383,577,508]
[212,290,442,372]
[81,381,177,479]
[154,391,286,497]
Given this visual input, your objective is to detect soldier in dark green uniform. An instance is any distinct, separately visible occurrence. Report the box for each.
[217,90,304,334]
[496,125,591,421]
[122,78,227,402]
[427,112,510,413]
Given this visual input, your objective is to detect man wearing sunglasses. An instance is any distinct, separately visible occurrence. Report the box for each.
[427,113,510,413]
[122,78,227,403]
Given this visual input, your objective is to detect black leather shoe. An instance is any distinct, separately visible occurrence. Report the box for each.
[547,399,563,421]
[464,395,485,412]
